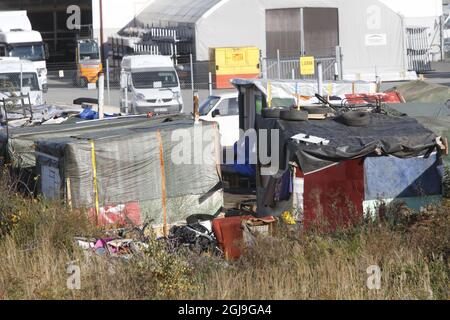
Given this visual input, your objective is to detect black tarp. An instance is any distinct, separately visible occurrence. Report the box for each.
[257,113,440,174]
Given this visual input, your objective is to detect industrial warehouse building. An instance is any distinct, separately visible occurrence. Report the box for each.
[117,0,443,81]
[0,0,444,80]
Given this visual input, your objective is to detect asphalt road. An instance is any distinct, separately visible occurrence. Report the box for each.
[44,71,233,114]
[44,61,450,112]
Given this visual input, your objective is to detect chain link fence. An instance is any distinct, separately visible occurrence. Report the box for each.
[45,58,230,114]
[263,56,338,80]
[44,47,342,113]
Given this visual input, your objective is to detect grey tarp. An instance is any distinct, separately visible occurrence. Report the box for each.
[386,81,450,103]
[0,115,189,169]
[387,103,450,167]
[35,118,223,224]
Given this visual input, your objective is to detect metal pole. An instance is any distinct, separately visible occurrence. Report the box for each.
[124,79,129,115]
[20,60,23,94]
[440,16,444,61]
[190,53,194,103]
[106,59,111,106]
[98,73,104,120]
[99,0,105,64]
[317,62,323,96]
[193,92,199,122]
[208,72,213,96]
[277,49,281,79]
[335,46,343,80]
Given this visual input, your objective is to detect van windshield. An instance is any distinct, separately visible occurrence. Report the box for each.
[131,71,178,89]
[0,73,40,92]
[8,43,45,62]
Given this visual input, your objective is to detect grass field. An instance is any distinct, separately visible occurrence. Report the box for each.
[0,173,448,300]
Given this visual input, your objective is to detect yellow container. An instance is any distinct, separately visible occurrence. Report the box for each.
[210,47,260,88]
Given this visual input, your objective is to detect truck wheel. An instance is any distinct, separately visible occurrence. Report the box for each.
[280,109,308,121]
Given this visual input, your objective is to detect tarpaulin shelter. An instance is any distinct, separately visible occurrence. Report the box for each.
[233,79,444,229]
[386,81,450,104]
[387,102,450,167]
[0,115,224,230]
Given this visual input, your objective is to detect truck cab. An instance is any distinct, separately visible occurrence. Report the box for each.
[0,58,43,106]
[0,11,48,92]
[120,55,183,115]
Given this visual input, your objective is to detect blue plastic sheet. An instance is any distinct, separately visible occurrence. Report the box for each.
[364,154,442,200]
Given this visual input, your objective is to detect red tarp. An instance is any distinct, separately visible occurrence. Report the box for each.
[297,159,365,231]
[344,92,402,104]
[89,202,142,226]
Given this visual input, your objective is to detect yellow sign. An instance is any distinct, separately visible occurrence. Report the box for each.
[300,56,315,75]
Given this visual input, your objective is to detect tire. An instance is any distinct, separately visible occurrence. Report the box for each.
[337,111,371,127]
[280,109,308,121]
[262,108,282,118]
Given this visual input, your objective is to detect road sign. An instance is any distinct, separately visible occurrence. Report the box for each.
[300,56,315,75]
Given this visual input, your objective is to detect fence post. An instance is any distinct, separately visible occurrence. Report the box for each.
[208,72,213,96]
[335,46,343,81]
[292,68,295,80]
[123,73,129,115]
[98,73,105,120]
[317,62,323,96]
[190,53,195,104]
[106,59,111,106]
[277,49,281,79]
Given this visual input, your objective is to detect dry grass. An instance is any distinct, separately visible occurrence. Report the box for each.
[0,172,448,300]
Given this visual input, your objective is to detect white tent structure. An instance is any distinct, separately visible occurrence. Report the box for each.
[195,0,416,81]
[116,0,419,81]
[379,0,444,61]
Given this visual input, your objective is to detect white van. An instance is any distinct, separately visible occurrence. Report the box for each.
[0,58,43,106]
[120,55,183,115]
[0,11,48,92]
[199,92,240,148]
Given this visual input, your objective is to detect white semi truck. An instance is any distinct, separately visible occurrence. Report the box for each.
[0,11,48,92]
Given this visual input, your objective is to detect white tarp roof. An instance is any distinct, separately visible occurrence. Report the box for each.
[135,0,221,25]
[231,78,377,99]
[379,0,443,18]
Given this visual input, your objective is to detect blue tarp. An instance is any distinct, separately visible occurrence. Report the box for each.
[364,154,442,200]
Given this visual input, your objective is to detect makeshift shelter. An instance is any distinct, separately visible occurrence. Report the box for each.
[0,115,224,229]
[387,102,450,167]
[387,81,450,104]
[232,79,444,229]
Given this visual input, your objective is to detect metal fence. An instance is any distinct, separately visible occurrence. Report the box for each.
[406,27,433,73]
[263,56,338,80]
[45,58,226,115]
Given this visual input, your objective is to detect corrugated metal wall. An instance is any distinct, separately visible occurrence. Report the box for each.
[265,8,301,59]
[265,7,339,59]
[303,8,339,57]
